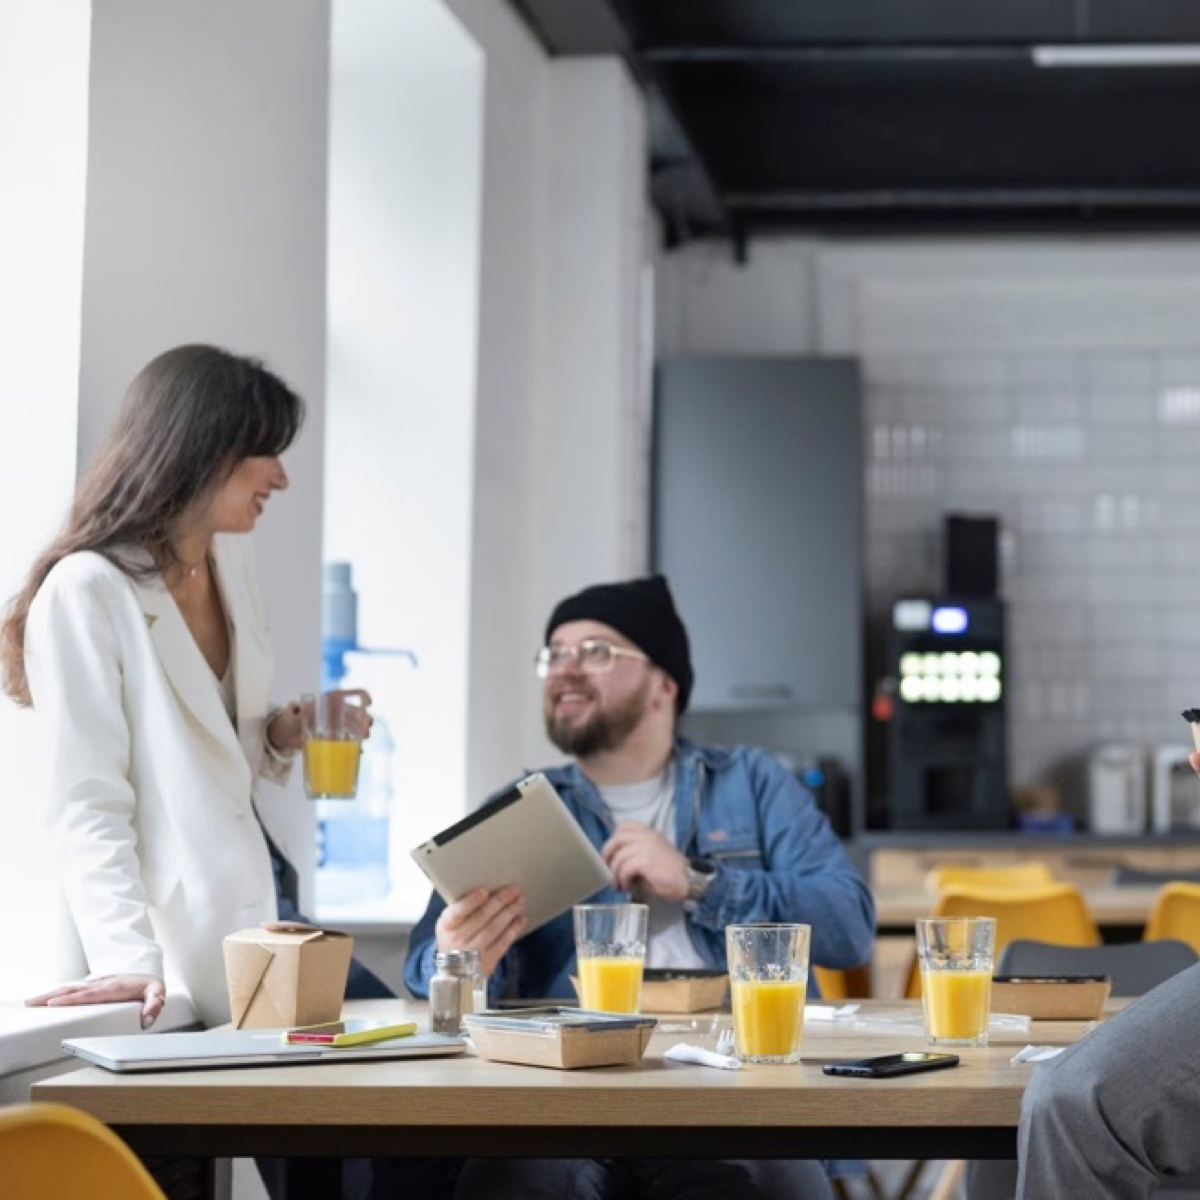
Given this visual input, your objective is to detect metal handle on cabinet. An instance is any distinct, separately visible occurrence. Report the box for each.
[729,684,794,701]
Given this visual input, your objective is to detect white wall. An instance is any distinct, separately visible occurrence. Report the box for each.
[658,235,1200,815]
[0,0,332,999]
[531,59,651,628]
[0,0,91,995]
[657,237,823,357]
[0,0,654,987]
[79,0,331,888]
[445,0,653,793]
[446,0,549,802]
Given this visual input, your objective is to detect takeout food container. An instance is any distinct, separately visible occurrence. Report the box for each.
[991,975,1111,1021]
[223,921,353,1029]
[464,1008,657,1070]
[569,969,729,1014]
[641,969,729,1013]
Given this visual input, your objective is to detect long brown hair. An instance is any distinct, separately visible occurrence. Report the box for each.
[1,344,305,705]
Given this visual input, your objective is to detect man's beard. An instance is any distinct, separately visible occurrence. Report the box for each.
[545,680,648,758]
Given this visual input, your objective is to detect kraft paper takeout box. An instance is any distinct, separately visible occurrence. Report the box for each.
[641,969,729,1013]
[223,921,353,1029]
[990,976,1111,1021]
[464,1008,657,1070]
[570,969,729,1014]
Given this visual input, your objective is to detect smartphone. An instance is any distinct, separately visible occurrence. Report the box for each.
[282,1018,417,1047]
[822,1052,960,1078]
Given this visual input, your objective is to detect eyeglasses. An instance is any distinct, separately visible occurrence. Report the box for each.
[534,639,650,678]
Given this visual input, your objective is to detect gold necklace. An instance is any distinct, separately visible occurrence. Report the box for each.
[173,553,207,582]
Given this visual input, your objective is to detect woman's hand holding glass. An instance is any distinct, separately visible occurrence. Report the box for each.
[267,687,373,754]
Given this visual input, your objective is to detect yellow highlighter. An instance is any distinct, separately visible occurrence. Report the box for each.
[283,1019,418,1047]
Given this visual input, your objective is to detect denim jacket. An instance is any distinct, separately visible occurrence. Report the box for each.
[404,736,875,1002]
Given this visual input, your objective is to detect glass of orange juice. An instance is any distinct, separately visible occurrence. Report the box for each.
[915,916,996,1047]
[726,923,811,1065]
[572,903,649,1013]
[300,692,365,800]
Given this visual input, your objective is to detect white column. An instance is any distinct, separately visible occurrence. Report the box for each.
[0,1,332,990]
[0,0,91,996]
[532,59,650,616]
[77,0,332,903]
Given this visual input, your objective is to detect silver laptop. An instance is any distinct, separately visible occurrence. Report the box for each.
[62,1029,466,1073]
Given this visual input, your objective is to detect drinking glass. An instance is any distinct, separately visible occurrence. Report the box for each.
[572,903,649,1013]
[915,916,996,1047]
[725,923,810,1064]
[301,692,365,800]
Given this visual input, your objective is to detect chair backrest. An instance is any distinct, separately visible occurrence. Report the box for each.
[812,964,872,1000]
[0,1102,165,1200]
[934,881,1101,950]
[906,882,1101,997]
[998,937,1200,996]
[925,861,1054,894]
[1144,881,1200,955]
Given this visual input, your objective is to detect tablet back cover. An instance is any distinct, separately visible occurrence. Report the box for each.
[410,773,612,931]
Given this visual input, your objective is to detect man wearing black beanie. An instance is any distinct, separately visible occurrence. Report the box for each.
[405,574,875,1200]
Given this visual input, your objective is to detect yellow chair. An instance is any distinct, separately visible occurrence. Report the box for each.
[0,1101,165,1200]
[924,861,1054,894]
[905,882,1100,999]
[1144,881,1200,956]
[812,963,872,1000]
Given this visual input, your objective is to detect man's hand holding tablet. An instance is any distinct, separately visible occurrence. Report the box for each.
[436,884,527,976]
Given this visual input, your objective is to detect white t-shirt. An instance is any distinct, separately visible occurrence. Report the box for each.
[598,766,707,970]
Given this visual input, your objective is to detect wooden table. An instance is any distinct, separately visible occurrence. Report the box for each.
[33,999,1093,1182]
[873,885,1160,935]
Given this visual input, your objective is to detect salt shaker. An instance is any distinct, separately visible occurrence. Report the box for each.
[430,950,467,1034]
[430,949,486,1033]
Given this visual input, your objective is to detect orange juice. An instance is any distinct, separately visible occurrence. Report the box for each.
[578,956,644,1012]
[732,978,806,1060]
[304,737,361,797]
[921,968,992,1042]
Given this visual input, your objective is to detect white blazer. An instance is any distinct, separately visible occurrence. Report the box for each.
[24,535,291,1026]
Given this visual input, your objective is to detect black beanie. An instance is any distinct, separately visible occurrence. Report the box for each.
[544,574,694,713]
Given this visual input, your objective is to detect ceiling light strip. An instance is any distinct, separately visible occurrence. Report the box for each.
[1032,44,1200,68]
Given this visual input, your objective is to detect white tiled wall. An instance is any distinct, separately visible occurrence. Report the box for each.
[821,243,1200,802]
[658,238,1200,810]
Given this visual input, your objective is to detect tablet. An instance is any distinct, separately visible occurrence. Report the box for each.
[410,772,612,932]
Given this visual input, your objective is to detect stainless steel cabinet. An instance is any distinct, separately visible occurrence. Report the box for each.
[652,356,862,712]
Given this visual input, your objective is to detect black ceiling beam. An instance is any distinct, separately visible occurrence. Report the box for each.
[724,187,1200,212]
[738,211,1200,237]
[508,0,736,252]
[620,0,1200,49]
[645,44,1040,66]
[507,0,632,55]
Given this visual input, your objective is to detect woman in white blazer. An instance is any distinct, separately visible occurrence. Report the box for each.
[0,345,366,1029]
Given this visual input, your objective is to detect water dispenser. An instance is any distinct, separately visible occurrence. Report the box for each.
[315,561,416,911]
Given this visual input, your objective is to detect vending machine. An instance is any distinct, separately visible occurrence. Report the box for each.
[883,596,1009,830]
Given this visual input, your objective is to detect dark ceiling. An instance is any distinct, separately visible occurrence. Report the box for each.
[508,0,1200,248]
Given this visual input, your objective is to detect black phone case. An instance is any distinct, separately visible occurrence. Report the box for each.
[822,1054,960,1078]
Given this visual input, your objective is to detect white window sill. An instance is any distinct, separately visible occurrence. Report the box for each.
[0,993,198,1079]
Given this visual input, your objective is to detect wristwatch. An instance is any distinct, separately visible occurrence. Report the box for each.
[685,856,718,906]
